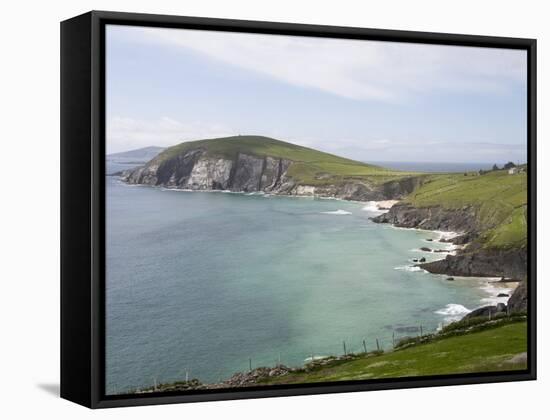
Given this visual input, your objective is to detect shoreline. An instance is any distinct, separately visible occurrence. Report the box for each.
[114,176,404,208]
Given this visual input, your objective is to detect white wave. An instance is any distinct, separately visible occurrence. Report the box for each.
[161,187,193,192]
[479,280,514,305]
[321,209,352,215]
[304,355,329,363]
[394,265,425,272]
[361,201,384,213]
[435,303,472,322]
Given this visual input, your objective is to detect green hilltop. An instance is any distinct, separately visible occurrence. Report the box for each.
[153,135,419,186]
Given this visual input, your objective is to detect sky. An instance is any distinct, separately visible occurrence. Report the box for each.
[106,25,527,164]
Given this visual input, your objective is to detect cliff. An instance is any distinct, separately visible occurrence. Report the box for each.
[120,136,425,201]
[371,169,528,280]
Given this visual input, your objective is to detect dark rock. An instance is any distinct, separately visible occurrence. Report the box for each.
[412,259,418,263]
[497,293,509,297]
[426,238,433,242]
[418,248,527,280]
[507,280,527,314]
[451,232,477,245]
[420,247,432,252]
[380,176,427,200]
[232,153,265,192]
[434,249,449,253]
[495,303,507,313]
[463,305,497,320]
[371,203,479,233]
[419,257,426,263]
[446,277,454,281]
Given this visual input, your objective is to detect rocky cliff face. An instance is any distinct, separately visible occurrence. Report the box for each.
[120,148,422,200]
[121,149,292,193]
[371,203,527,280]
[418,248,527,280]
[371,203,479,233]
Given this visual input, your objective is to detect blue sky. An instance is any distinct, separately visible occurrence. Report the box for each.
[106,25,527,164]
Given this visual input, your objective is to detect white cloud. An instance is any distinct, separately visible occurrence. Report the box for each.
[111,25,527,102]
[106,116,235,154]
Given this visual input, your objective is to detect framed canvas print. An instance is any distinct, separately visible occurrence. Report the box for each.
[60,11,536,408]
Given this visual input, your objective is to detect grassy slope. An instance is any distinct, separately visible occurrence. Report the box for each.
[153,135,418,186]
[403,170,527,249]
[262,322,527,385]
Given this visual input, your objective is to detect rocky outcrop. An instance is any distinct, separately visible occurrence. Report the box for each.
[507,280,528,313]
[461,280,528,321]
[371,203,479,233]
[462,303,507,320]
[121,149,295,194]
[121,148,424,200]
[371,201,527,280]
[418,248,527,280]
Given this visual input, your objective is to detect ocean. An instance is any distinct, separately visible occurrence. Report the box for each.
[105,160,512,394]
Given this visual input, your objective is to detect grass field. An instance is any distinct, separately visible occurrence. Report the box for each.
[261,321,527,385]
[404,170,527,249]
[154,135,418,186]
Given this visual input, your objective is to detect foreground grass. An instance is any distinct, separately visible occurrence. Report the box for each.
[404,170,527,249]
[261,322,527,385]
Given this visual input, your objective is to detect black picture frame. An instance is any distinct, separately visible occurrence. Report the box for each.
[60,10,537,409]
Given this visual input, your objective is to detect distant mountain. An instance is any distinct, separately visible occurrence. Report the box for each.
[107,146,165,162]
[120,135,422,201]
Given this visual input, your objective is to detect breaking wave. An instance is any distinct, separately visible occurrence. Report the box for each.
[321,209,352,215]
[435,303,472,322]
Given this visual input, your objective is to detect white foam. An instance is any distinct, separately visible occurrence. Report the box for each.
[361,201,385,213]
[479,280,514,305]
[435,303,472,322]
[394,265,426,272]
[321,209,352,215]
[304,355,329,363]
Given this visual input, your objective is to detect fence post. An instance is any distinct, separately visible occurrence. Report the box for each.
[376,338,380,351]
[249,358,252,372]
[420,325,423,337]
[392,331,395,348]
[363,339,367,354]
[343,340,347,356]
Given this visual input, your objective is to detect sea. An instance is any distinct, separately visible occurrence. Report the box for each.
[105,159,511,394]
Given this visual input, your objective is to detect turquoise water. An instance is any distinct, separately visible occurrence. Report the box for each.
[105,171,508,394]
